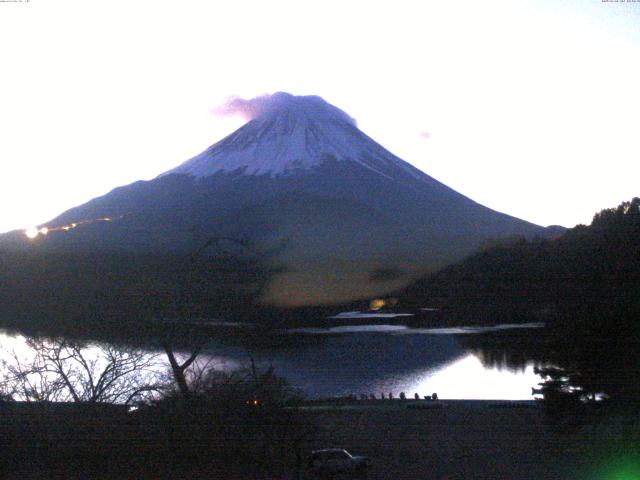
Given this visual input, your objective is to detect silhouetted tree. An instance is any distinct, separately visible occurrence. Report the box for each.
[1,337,164,405]
[162,341,203,399]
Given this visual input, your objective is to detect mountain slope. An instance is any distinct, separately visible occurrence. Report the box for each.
[1,92,553,308]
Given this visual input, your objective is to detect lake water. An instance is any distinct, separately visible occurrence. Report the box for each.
[0,323,545,401]
[200,322,545,400]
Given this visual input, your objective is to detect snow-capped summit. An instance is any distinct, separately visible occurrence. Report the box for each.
[164,92,424,181]
[4,92,556,309]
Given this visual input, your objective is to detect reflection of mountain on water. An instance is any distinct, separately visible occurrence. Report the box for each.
[191,322,551,398]
[208,332,463,398]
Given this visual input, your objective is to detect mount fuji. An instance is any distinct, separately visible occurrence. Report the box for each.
[3,92,553,308]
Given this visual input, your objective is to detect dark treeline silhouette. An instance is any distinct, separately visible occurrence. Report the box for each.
[401,198,640,410]
[456,328,553,373]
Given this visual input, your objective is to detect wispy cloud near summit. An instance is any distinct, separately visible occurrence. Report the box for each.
[211,92,358,127]
[211,94,273,120]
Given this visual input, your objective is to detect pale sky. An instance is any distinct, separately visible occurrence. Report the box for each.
[1,0,639,233]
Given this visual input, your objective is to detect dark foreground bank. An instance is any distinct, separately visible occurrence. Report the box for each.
[1,399,635,479]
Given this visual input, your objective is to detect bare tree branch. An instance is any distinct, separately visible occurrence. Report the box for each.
[162,342,206,398]
[1,338,165,405]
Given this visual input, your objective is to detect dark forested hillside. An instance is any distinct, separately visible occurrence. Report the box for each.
[401,198,640,324]
[0,249,277,340]
[400,198,640,405]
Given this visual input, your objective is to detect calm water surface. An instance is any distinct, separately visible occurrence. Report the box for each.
[0,323,544,400]
[202,323,545,400]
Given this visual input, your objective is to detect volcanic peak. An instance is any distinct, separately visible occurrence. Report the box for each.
[163,92,423,181]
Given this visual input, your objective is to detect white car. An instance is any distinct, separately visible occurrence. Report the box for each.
[307,448,369,477]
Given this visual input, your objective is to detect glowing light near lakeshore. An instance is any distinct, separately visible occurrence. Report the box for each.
[369,299,386,311]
